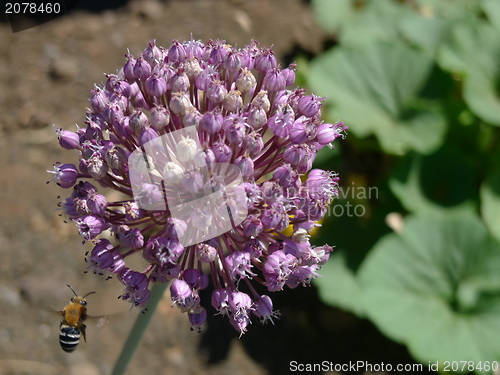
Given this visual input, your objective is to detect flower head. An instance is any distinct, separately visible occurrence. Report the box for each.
[50,38,345,334]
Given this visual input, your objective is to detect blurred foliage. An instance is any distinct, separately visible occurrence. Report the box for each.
[309,0,500,372]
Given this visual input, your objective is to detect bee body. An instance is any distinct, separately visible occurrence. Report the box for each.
[59,325,82,352]
[59,285,94,353]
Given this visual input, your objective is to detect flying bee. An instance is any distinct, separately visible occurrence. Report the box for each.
[59,285,96,353]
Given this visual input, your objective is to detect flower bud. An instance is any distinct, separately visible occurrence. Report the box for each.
[114,80,132,98]
[207,80,227,104]
[184,39,205,60]
[273,164,297,188]
[224,117,245,145]
[123,54,136,81]
[282,63,296,86]
[57,128,80,150]
[139,127,159,146]
[189,308,207,333]
[87,155,109,180]
[224,51,243,74]
[235,68,256,93]
[162,162,184,184]
[196,243,217,263]
[223,90,243,112]
[171,70,190,93]
[150,106,171,131]
[183,108,201,128]
[234,155,254,178]
[105,74,119,92]
[208,40,228,65]
[253,295,279,323]
[165,217,187,239]
[199,110,223,134]
[297,94,324,117]
[169,93,192,116]
[176,135,199,163]
[263,68,286,92]
[103,103,124,127]
[242,132,263,157]
[167,40,187,63]
[212,141,232,163]
[143,39,162,66]
[255,48,276,73]
[129,110,149,134]
[133,56,152,81]
[184,57,202,81]
[109,92,128,113]
[48,163,79,188]
[251,91,270,112]
[145,73,167,97]
[182,170,204,194]
[190,207,213,231]
[194,148,215,169]
[211,288,230,315]
[89,87,109,113]
[247,107,267,130]
[106,146,126,170]
[243,215,263,237]
[316,122,335,145]
[87,193,108,216]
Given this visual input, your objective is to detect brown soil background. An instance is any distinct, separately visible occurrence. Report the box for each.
[0,1,432,374]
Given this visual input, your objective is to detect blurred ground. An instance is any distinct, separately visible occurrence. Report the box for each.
[0,1,434,374]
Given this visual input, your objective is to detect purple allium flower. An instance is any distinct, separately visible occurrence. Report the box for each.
[50,39,346,334]
[47,163,79,188]
[85,239,125,276]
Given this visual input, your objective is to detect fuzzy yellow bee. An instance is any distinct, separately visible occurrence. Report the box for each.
[59,285,95,352]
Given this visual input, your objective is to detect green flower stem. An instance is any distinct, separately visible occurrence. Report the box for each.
[111,282,170,375]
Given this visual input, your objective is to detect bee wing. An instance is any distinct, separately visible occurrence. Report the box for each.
[87,314,113,331]
[47,308,65,318]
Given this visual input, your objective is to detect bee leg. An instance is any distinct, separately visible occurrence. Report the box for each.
[81,324,87,343]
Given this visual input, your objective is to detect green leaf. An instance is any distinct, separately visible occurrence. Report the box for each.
[311,0,354,34]
[389,148,477,215]
[339,0,409,47]
[314,180,398,317]
[481,164,500,241]
[399,14,451,55]
[359,214,500,370]
[314,251,365,317]
[483,0,500,32]
[309,42,447,155]
[415,0,482,20]
[438,19,500,125]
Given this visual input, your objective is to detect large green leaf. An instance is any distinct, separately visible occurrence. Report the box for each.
[311,0,354,34]
[399,14,451,55]
[312,0,412,46]
[309,42,447,155]
[314,251,365,317]
[438,19,500,125]
[481,164,500,241]
[483,0,500,32]
[415,0,482,20]
[338,0,409,47]
[359,214,500,371]
[314,180,398,317]
[389,148,477,216]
